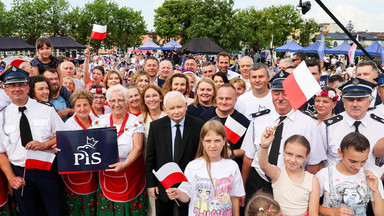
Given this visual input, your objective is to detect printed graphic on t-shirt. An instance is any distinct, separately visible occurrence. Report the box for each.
[331,180,369,216]
[193,175,233,216]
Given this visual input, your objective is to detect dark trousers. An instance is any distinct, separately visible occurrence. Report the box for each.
[245,168,273,203]
[155,197,188,216]
[12,164,62,216]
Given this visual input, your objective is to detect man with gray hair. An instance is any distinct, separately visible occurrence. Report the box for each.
[156,60,174,88]
[239,56,253,89]
[278,58,294,72]
[146,91,204,216]
[60,61,85,90]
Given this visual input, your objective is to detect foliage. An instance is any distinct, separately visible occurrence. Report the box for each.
[325,36,333,48]
[0,0,146,50]
[299,18,319,46]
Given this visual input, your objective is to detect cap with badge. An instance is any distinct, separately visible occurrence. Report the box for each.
[338,77,376,98]
[269,71,290,90]
[0,66,29,85]
[374,73,384,87]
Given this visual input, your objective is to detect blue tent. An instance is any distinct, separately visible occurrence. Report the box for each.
[327,40,351,54]
[355,41,384,56]
[138,39,161,50]
[161,39,182,50]
[298,41,330,53]
[275,40,303,52]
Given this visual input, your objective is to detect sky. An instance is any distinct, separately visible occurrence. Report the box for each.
[2,0,384,32]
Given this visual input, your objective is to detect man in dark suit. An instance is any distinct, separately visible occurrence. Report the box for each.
[146,91,204,216]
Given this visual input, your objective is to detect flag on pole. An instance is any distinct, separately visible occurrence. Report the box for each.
[282,61,321,110]
[224,115,247,144]
[152,162,188,189]
[348,35,358,64]
[25,150,55,171]
[318,34,325,60]
[91,24,107,40]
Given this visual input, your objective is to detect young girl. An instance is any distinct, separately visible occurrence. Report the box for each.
[258,127,320,216]
[166,120,245,216]
[31,37,61,76]
[245,191,282,216]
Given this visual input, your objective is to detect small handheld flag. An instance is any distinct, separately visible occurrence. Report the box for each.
[91,24,107,40]
[282,61,321,110]
[25,150,55,171]
[224,115,247,144]
[152,162,188,190]
[348,35,358,64]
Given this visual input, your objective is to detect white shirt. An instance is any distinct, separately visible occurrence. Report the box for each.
[320,112,384,177]
[235,91,274,120]
[89,105,112,119]
[65,115,98,130]
[91,113,144,162]
[0,98,66,166]
[0,88,11,110]
[241,109,326,181]
[73,78,86,90]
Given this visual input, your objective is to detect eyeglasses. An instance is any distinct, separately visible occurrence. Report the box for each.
[4,82,28,89]
[93,96,105,101]
[292,58,299,62]
[109,99,126,104]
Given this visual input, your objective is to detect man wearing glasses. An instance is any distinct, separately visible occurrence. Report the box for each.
[292,51,307,67]
[0,66,66,215]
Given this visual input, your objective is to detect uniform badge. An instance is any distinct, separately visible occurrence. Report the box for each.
[352,78,359,85]
[11,66,17,71]
[279,71,284,77]
[327,119,333,124]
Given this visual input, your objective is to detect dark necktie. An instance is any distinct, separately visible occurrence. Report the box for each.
[19,106,33,147]
[268,116,287,165]
[174,123,182,161]
[353,121,361,133]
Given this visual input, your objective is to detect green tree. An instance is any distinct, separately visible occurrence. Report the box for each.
[154,0,196,44]
[0,1,12,36]
[45,0,70,36]
[325,36,333,48]
[299,18,319,46]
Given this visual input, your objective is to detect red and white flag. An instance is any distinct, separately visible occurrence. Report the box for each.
[152,162,188,189]
[91,24,107,40]
[282,61,321,110]
[25,150,55,171]
[224,115,247,144]
[348,35,358,64]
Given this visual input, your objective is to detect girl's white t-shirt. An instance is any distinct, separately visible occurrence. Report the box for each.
[179,158,245,216]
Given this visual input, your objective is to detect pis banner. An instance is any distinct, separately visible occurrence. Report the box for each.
[56,127,118,174]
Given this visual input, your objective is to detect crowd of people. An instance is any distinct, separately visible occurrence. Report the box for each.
[0,36,383,216]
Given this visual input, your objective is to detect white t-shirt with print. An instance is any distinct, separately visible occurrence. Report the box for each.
[235,91,274,120]
[178,158,245,216]
[316,166,384,215]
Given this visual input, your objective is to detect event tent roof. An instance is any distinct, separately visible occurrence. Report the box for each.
[48,37,86,49]
[298,41,330,53]
[275,40,303,52]
[161,39,182,50]
[0,37,35,51]
[178,38,225,54]
[327,40,351,54]
[355,41,384,56]
[138,39,161,50]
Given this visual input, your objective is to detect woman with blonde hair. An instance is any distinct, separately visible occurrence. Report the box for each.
[104,70,123,89]
[187,77,216,117]
[131,70,150,91]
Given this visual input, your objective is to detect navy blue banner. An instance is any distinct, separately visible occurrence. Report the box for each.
[56,127,118,174]
[320,75,328,88]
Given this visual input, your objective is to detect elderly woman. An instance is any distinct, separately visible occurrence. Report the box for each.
[28,76,52,103]
[89,84,112,118]
[104,70,123,89]
[127,85,142,116]
[92,84,147,215]
[63,89,97,216]
[63,77,75,94]
[187,77,216,117]
[314,87,339,124]
[162,73,193,104]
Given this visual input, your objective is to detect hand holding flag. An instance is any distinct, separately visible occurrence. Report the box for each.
[224,115,247,144]
[152,162,188,190]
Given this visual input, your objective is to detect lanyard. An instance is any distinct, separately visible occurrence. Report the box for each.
[110,113,129,138]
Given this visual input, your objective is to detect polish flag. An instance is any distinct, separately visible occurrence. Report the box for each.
[152,162,188,189]
[91,24,107,40]
[24,150,55,171]
[348,35,358,64]
[282,61,321,110]
[224,115,247,144]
